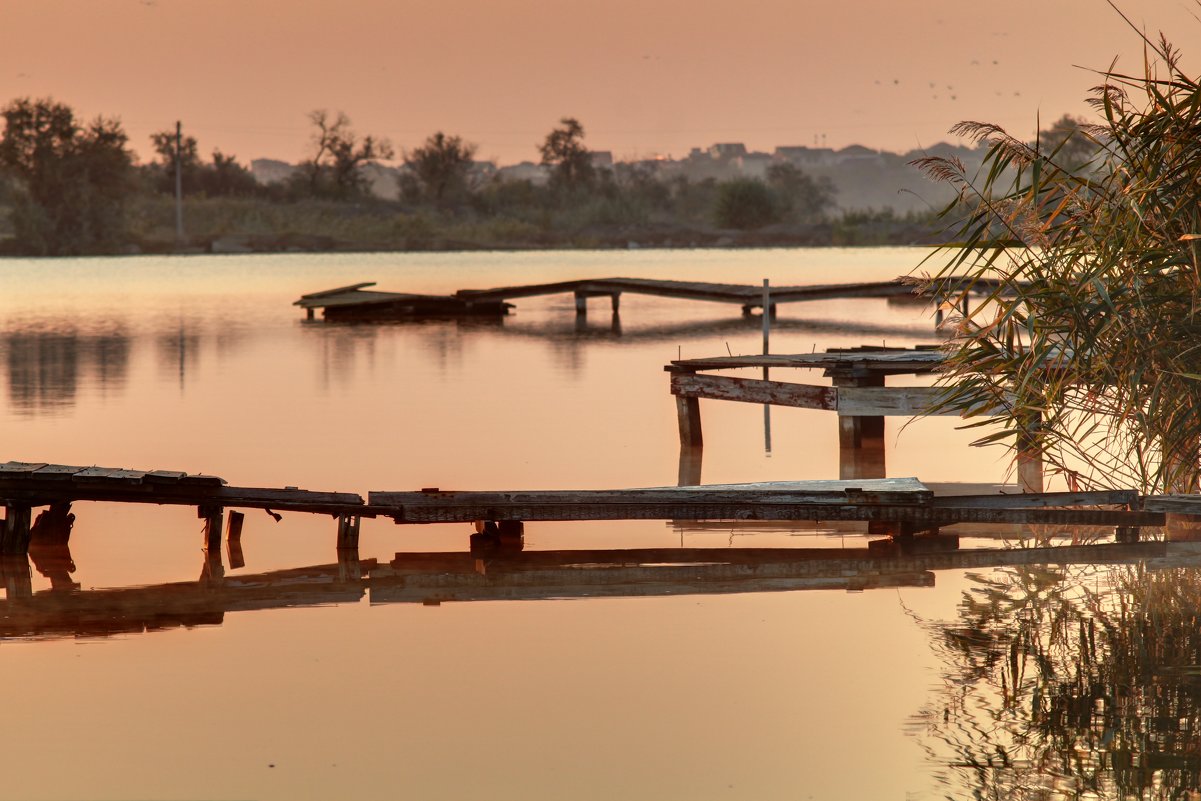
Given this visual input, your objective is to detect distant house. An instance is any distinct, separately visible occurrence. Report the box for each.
[250,158,298,185]
[773,146,837,168]
[834,145,883,166]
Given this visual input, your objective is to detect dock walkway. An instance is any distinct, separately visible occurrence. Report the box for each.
[0,463,1166,560]
[295,276,999,321]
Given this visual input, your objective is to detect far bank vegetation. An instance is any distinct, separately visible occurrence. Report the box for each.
[0,102,1027,256]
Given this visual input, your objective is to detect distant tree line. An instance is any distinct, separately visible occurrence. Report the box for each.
[2,97,1093,255]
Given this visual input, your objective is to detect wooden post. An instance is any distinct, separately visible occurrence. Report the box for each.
[199,505,223,552]
[675,394,703,447]
[1016,411,1044,494]
[336,514,361,549]
[574,292,588,316]
[337,548,362,582]
[610,293,621,313]
[677,446,703,486]
[0,556,32,599]
[306,307,315,321]
[831,374,886,480]
[1,503,33,555]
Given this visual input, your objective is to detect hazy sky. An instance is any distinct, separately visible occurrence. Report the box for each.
[3,0,1197,166]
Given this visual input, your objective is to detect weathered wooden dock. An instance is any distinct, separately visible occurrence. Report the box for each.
[0,461,1181,567]
[295,276,998,321]
[665,345,1046,490]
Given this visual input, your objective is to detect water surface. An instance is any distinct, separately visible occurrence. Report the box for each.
[0,248,1172,800]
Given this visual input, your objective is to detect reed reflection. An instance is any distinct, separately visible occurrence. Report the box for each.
[912,553,1201,800]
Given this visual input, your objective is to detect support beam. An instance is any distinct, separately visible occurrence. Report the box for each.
[675,395,703,447]
[336,514,361,549]
[678,446,703,487]
[610,292,621,313]
[226,510,245,569]
[574,292,588,316]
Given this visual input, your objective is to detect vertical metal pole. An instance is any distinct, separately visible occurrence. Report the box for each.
[174,120,184,247]
[763,278,772,455]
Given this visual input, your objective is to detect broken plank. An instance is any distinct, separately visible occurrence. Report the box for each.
[670,373,836,410]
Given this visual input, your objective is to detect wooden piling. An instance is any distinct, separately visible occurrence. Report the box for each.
[336,514,361,549]
[675,394,703,447]
[1016,411,1044,494]
[1,503,32,556]
[574,292,588,316]
[199,505,224,552]
[0,555,32,599]
[610,292,621,313]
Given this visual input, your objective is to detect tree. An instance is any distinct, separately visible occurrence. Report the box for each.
[713,179,779,229]
[300,110,393,199]
[0,97,134,255]
[766,163,836,221]
[402,131,477,208]
[539,117,594,192]
[915,30,1201,492]
[149,128,201,194]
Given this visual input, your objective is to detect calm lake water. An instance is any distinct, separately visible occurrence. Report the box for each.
[0,248,1185,800]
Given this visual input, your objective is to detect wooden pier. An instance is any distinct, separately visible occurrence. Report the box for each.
[666,345,1045,492]
[295,276,999,321]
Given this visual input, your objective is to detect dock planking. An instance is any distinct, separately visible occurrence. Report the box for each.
[0,462,1170,557]
[295,276,997,321]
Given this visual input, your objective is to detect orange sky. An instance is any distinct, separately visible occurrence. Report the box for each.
[2,0,1196,165]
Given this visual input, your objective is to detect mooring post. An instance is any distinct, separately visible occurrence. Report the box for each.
[1,503,33,556]
[199,504,224,552]
[336,514,361,550]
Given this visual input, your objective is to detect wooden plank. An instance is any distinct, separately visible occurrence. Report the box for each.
[295,282,377,303]
[73,467,147,482]
[29,465,86,480]
[670,373,836,410]
[1143,495,1201,514]
[372,479,933,510]
[931,489,1139,508]
[0,462,49,475]
[670,349,946,373]
[837,386,957,416]
[144,470,188,483]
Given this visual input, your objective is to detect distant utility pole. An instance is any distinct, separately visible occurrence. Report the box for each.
[174,120,184,247]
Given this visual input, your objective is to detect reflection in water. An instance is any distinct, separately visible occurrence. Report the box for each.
[3,329,130,414]
[913,550,1201,799]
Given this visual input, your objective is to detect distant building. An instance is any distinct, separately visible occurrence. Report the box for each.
[590,151,614,169]
[707,143,748,161]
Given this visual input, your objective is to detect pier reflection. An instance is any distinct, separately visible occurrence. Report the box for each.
[3,525,1198,645]
[913,553,1201,799]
